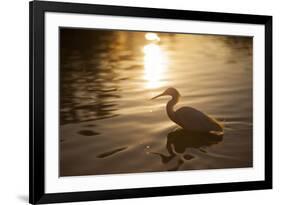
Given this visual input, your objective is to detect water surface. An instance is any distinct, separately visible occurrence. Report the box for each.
[60,29,252,176]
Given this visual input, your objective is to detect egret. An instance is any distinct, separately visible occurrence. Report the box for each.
[152,87,223,134]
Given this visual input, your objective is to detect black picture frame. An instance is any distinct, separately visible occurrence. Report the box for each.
[29,0,272,204]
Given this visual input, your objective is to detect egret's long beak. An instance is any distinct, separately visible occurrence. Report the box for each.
[151,92,165,100]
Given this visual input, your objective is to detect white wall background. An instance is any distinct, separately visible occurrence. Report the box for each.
[0,0,279,204]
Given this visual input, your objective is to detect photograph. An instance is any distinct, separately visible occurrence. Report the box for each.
[29,1,272,203]
[59,28,253,177]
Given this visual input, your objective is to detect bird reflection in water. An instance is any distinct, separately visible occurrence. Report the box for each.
[153,129,223,171]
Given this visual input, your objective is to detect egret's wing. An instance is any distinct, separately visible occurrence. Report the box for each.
[174,107,222,132]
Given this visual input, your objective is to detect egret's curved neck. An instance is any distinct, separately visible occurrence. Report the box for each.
[166,95,179,122]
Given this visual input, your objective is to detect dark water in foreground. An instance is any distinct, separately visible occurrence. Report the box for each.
[60,29,253,176]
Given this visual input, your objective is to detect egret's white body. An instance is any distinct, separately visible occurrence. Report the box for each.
[152,87,223,134]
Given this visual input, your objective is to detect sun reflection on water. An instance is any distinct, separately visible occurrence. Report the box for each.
[145,32,161,41]
[143,33,168,89]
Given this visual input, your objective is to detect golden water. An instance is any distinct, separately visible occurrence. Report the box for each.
[59,29,252,176]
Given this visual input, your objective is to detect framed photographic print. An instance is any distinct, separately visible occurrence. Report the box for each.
[29,0,272,204]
